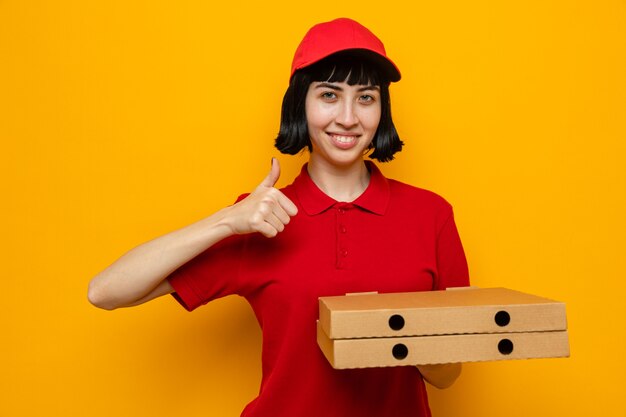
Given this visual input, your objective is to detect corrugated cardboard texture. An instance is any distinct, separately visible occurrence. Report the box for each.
[319,287,567,339]
[317,322,570,369]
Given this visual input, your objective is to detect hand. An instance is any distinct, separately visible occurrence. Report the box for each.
[417,363,462,389]
[225,158,298,238]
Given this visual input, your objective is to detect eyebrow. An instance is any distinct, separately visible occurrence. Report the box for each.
[314,82,380,92]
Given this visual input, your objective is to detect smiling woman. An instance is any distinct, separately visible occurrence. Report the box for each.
[88,17,469,417]
[305,80,382,198]
[276,52,402,164]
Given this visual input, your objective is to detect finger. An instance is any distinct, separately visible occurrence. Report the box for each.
[260,157,281,188]
[263,212,285,233]
[276,192,298,217]
[256,222,279,238]
[249,206,283,237]
[272,204,292,225]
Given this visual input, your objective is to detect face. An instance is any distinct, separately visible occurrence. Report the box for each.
[305,80,381,168]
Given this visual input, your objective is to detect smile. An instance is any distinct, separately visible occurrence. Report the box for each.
[328,133,360,149]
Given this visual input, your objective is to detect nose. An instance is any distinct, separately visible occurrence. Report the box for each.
[335,101,359,128]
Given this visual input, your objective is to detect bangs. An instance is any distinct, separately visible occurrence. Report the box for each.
[306,53,383,86]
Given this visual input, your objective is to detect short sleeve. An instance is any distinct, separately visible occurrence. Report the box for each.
[434,209,470,290]
[167,234,245,311]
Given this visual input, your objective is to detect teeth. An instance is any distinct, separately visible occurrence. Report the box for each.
[333,135,356,143]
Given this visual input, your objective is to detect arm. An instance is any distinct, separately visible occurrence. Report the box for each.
[87,207,234,310]
[417,363,462,389]
[87,158,297,310]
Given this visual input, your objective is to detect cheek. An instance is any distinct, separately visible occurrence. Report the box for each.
[306,103,332,131]
[362,106,382,132]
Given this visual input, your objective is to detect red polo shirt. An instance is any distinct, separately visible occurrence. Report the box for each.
[168,161,469,417]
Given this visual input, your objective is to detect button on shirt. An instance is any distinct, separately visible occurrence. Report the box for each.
[168,161,469,417]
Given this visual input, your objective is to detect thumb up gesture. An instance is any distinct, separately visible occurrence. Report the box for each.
[226,158,298,238]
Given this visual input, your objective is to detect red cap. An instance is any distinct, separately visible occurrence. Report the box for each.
[290,18,401,82]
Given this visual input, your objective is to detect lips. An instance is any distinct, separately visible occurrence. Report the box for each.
[328,133,359,150]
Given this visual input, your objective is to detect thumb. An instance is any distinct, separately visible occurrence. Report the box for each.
[260,157,281,188]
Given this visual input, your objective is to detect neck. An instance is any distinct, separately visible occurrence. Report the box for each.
[307,156,371,202]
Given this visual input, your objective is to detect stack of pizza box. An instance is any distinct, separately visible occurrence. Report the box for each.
[317,287,569,369]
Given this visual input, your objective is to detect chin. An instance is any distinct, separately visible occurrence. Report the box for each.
[327,155,366,168]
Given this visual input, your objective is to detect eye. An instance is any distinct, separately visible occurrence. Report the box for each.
[321,91,337,100]
[359,94,376,103]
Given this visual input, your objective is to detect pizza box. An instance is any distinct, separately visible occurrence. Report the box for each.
[317,321,570,369]
[319,287,567,339]
[317,287,569,369]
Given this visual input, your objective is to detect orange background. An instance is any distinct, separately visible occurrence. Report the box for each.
[1,1,625,416]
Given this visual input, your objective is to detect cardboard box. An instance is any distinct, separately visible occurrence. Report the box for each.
[317,287,569,369]
[319,287,567,339]
[317,322,570,369]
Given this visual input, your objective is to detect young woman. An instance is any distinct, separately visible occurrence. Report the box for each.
[88,18,469,417]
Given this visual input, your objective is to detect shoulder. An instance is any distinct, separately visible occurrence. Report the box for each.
[386,178,453,215]
[384,178,457,232]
